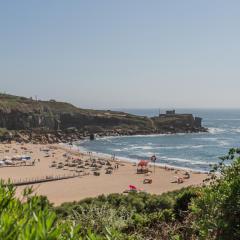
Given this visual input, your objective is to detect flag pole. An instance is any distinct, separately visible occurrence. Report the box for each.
[151,155,156,174]
[154,156,156,174]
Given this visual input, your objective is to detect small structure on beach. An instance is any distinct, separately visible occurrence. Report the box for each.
[137,160,149,174]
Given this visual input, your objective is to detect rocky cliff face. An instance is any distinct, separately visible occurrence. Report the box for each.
[0,94,207,143]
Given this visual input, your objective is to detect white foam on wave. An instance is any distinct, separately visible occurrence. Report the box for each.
[160,156,215,166]
[70,143,211,173]
[159,145,205,150]
[152,162,208,173]
[130,146,154,150]
[159,146,187,150]
[127,144,205,151]
[216,118,240,121]
[194,137,218,141]
[128,132,193,138]
[191,145,205,149]
[208,127,226,134]
[113,148,122,152]
[95,132,197,141]
[231,128,240,133]
[218,140,230,147]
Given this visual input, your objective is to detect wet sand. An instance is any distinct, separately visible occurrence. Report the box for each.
[0,143,208,205]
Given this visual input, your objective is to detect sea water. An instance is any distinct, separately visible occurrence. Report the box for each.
[77,109,240,172]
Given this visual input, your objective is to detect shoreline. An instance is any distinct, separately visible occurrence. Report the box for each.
[71,143,209,174]
[73,133,211,174]
[0,142,208,205]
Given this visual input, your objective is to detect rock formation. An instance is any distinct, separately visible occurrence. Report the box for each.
[0,94,207,143]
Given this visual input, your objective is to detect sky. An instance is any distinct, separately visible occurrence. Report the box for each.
[0,1,240,109]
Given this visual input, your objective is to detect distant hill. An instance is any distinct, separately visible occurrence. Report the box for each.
[0,93,206,141]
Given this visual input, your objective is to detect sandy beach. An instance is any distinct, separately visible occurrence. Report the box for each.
[0,143,208,206]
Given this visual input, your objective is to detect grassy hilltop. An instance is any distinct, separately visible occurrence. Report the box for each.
[0,93,153,133]
[0,93,205,137]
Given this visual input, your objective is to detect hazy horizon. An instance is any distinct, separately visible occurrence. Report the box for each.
[1,1,240,109]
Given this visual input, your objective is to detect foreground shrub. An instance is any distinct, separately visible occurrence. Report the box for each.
[55,189,188,239]
[191,148,240,240]
[174,188,199,220]
[0,182,109,239]
[70,203,132,235]
[2,148,239,239]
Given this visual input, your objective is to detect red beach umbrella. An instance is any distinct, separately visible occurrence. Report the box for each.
[129,185,137,190]
[138,160,149,167]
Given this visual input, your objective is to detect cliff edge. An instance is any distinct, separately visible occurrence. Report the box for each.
[0,94,207,143]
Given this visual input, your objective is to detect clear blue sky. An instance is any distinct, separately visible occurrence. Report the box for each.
[0,1,240,109]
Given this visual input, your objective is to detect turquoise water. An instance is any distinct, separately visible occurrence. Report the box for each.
[78,109,240,172]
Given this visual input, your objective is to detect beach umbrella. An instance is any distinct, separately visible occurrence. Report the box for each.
[129,185,137,191]
[138,160,148,168]
[129,185,138,192]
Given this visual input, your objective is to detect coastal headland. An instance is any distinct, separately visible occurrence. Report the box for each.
[0,93,207,144]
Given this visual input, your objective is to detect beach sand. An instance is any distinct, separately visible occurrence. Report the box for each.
[0,143,208,206]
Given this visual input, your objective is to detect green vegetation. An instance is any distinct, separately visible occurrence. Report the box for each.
[0,149,239,239]
[0,93,204,133]
[0,182,106,239]
[0,93,154,132]
[0,128,8,137]
[191,148,240,239]
[54,188,199,239]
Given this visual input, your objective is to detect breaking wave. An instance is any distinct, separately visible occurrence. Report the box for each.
[77,109,240,172]
[208,127,226,134]
[160,156,215,166]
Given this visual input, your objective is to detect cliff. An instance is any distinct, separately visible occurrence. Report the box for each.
[0,94,207,143]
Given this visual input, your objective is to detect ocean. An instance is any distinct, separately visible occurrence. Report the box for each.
[77,109,240,172]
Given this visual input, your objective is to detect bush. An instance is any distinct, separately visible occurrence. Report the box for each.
[191,148,240,239]
[2,148,238,239]
[174,188,199,220]
[0,182,109,239]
